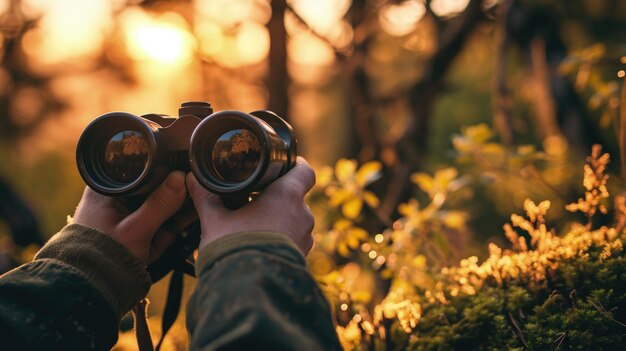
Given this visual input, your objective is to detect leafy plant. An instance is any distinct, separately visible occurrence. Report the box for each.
[312,143,626,351]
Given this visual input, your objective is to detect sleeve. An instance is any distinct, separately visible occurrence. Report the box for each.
[0,223,151,351]
[186,231,343,351]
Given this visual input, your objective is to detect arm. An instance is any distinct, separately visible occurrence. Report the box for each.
[187,232,342,351]
[0,224,148,350]
[186,158,343,351]
[0,172,188,350]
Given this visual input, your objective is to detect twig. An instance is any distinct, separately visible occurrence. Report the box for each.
[507,312,529,349]
[588,298,626,328]
[553,331,566,349]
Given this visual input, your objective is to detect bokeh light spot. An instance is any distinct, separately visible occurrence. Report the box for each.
[379,0,426,37]
[430,0,470,17]
[122,10,195,64]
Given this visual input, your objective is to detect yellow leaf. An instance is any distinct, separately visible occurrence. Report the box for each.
[348,227,369,240]
[324,185,338,196]
[347,235,360,249]
[433,167,458,194]
[334,219,353,230]
[342,197,363,219]
[329,188,352,207]
[411,172,433,193]
[481,142,505,156]
[517,145,536,157]
[464,124,493,144]
[351,291,372,303]
[356,161,382,186]
[412,255,426,269]
[337,242,351,257]
[434,167,458,183]
[335,158,357,183]
[316,166,334,187]
[481,143,506,164]
[583,43,605,60]
[443,211,466,229]
[363,191,380,208]
[398,199,419,217]
[452,135,473,154]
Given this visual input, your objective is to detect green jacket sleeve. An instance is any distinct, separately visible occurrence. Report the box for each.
[187,231,343,351]
[0,223,151,351]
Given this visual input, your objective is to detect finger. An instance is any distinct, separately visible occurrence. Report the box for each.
[148,202,198,263]
[77,187,113,209]
[73,187,119,222]
[264,156,316,199]
[305,234,314,254]
[148,228,178,263]
[122,171,187,239]
[186,173,227,221]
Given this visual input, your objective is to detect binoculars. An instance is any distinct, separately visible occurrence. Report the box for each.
[76,101,297,209]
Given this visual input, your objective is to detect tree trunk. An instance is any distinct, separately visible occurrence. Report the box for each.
[267,0,289,120]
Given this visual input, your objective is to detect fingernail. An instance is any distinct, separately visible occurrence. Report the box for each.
[166,172,185,192]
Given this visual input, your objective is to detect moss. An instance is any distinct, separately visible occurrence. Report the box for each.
[405,253,626,350]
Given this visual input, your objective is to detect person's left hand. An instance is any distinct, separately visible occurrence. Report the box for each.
[72,171,189,265]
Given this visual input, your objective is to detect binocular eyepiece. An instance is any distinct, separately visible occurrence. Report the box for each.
[76,101,297,208]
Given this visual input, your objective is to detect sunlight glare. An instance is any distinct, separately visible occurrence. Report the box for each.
[194,0,271,67]
[122,10,195,64]
[288,0,351,35]
[0,0,8,14]
[194,0,256,28]
[208,21,270,68]
[430,0,470,17]
[379,0,426,37]
[20,0,111,65]
[288,31,335,66]
[235,22,270,65]
[196,21,225,58]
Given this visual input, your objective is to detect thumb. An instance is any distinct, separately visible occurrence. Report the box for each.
[262,156,316,201]
[186,173,226,222]
[122,171,187,241]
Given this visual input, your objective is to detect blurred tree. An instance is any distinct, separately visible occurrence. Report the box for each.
[288,0,489,225]
[504,0,600,153]
[0,0,64,141]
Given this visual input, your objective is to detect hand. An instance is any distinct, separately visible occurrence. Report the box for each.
[72,171,188,265]
[187,156,316,255]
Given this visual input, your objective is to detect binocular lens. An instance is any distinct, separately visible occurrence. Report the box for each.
[77,106,296,199]
[211,129,261,182]
[103,131,149,183]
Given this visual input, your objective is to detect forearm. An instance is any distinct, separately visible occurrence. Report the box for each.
[0,224,151,350]
[187,232,342,351]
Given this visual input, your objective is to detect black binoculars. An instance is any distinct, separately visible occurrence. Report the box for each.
[76,101,297,209]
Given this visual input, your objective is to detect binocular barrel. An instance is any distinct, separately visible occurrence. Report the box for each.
[76,102,296,207]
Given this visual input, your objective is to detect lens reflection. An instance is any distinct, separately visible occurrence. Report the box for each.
[211,129,260,182]
[103,131,149,183]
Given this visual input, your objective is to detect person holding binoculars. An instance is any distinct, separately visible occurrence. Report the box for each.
[0,102,343,351]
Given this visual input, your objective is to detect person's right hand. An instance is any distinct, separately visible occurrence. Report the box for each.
[186,156,316,255]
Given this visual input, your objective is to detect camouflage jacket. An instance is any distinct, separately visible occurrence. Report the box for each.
[0,224,342,350]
